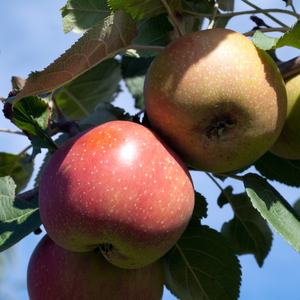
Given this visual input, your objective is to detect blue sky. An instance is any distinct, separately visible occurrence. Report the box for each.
[1,1,300,299]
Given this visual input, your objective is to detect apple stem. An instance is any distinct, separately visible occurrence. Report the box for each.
[207,1,219,29]
[129,109,145,123]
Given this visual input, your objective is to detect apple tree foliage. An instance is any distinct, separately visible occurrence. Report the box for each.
[1,0,300,299]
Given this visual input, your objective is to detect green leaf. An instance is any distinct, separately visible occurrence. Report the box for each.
[10,96,55,149]
[121,56,154,108]
[54,58,122,120]
[125,75,146,109]
[61,0,111,33]
[162,224,241,300]
[243,173,300,254]
[133,14,174,57]
[0,176,41,252]
[11,76,26,90]
[218,186,273,267]
[14,10,138,103]
[252,31,280,50]
[191,191,208,223]
[219,0,234,11]
[283,0,293,7]
[253,19,300,50]
[109,0,171,21]
[78,103,131,131]
[34,134,71,187]
[255,151,300,187]
[0,153,34,194]
[184,0,231,29]
[293,198,300,216]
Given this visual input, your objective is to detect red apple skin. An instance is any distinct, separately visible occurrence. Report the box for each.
[39,120,194,269]
[144,28,287,173]
[27,234,164,300]
[270,73,300,159]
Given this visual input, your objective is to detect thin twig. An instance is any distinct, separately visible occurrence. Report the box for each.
[130,45,165,52]
[0,128,25,135]
[205,173,235,210]
[243,27,289,36]
[182,8,300,19]
[290,3,297,13]
[160,0,183,36]
[241,0,288,27]
[215,172,244,181]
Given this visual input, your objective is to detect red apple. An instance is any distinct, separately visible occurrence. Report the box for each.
[27,234,164,300]
[143,28,287,173]
[39,120,194,269]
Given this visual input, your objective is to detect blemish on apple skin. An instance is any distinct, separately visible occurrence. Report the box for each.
[62,165,71,175]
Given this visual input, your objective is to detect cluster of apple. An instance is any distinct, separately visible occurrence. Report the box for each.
[27,28,296,299]
[28,120,195,299]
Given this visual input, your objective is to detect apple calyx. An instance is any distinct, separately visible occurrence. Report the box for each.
[99,243,113,255]
[206,116,236,139]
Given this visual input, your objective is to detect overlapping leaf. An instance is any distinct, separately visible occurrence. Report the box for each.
[4,96,55,149]
[54,58,122,119]
[183,0,231,29]
[162,224,241,300]
[244,173,300,253]
[219,0,234,12]
[14,10,138,104]
[0,176,41,252]
[218,186,273,267]
[190,191,208,223]
[61,0,111,33]
[0,153,34,194]
[78,103,131,131]
[133,13,174,57]
[253,19,300,50]
[121,56,154,108]
[255,151,300,187]
[108,0,171,21]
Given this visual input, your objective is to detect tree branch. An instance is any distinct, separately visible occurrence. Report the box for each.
[17,186,39,202]
[278,56,300,80]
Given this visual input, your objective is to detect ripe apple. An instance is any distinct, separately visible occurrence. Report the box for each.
[27,234,164,300]
[39,120,194,269]
[269,73,300,159]
[143,28,287,173]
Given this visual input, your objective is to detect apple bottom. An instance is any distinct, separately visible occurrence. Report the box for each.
[27,234,164,300]
[45,215,189,269]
